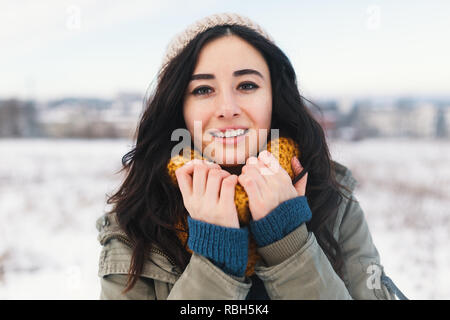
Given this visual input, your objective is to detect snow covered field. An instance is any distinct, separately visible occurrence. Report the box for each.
[0,138,449,299]
[330,138,450,300]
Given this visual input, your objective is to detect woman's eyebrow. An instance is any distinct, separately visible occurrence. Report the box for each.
[233,69,264,79]
[190,69,264,81]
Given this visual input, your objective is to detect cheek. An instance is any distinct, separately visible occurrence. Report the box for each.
[183,103,212,145]
[247,93,272,129]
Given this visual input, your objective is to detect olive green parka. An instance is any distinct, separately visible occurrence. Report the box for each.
[96,161,402,300]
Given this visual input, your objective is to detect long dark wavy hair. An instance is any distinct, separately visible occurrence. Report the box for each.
[106,24,354,293]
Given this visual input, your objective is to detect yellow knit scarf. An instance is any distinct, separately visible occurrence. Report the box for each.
[166,135,300,276]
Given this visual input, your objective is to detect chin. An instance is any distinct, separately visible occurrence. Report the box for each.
[212,156,245,166]
[202,132,262,165]
[209,147,250,166]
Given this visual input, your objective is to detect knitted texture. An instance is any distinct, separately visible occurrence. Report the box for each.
[250,196,312,247]
[167,135,301,276]
[187,216,249,277]
[158,12,275,83]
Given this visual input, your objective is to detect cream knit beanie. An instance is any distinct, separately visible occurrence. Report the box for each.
[157,12,275,82]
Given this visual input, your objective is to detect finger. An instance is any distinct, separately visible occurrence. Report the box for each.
[175,160,196,196]
[219,174,238,205]
[291,156,303,175]
[294,171,308,196]
[192,159,211,196]
[291,156,308,195]
[204,159,220,168]
[238,173,262,204]
[245,157,271,191]
[258,150,281,174]
[239,162,264,200]
[205,169,230,201]
[256,151,278,178]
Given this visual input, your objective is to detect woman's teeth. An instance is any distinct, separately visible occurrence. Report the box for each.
[212,129,248,138]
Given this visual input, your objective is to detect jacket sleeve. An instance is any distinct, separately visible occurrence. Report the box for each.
[167,217,253,299]
[254,193,396,300]
[98,238,172,300]
[98,238,251,300]
[100,274,157,300]
[167,252,251,300]
[336,194,396,299]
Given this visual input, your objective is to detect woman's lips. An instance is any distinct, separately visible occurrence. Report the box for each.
[211,129,249,145]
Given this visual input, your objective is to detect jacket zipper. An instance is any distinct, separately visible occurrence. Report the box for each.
[107,233,177,267]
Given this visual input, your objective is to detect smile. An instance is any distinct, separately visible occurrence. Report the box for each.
[211,129,249,144]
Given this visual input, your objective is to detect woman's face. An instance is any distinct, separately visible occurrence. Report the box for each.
[183,34,272,166]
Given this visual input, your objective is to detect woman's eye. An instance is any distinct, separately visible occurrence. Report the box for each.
[239,82,259,90]
[192,86,212,96]
[191,83,258,96]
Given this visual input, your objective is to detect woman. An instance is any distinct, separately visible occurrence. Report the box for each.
[97,12,406,300]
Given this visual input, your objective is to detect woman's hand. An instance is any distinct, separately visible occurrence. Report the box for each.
[290,153,308,197]
[175,159,240,228]
[238,150,308,221]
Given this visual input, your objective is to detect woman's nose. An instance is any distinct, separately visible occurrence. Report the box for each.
[216,89,241,118]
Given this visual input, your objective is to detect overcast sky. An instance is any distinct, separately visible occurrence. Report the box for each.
[1,0,449,101]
